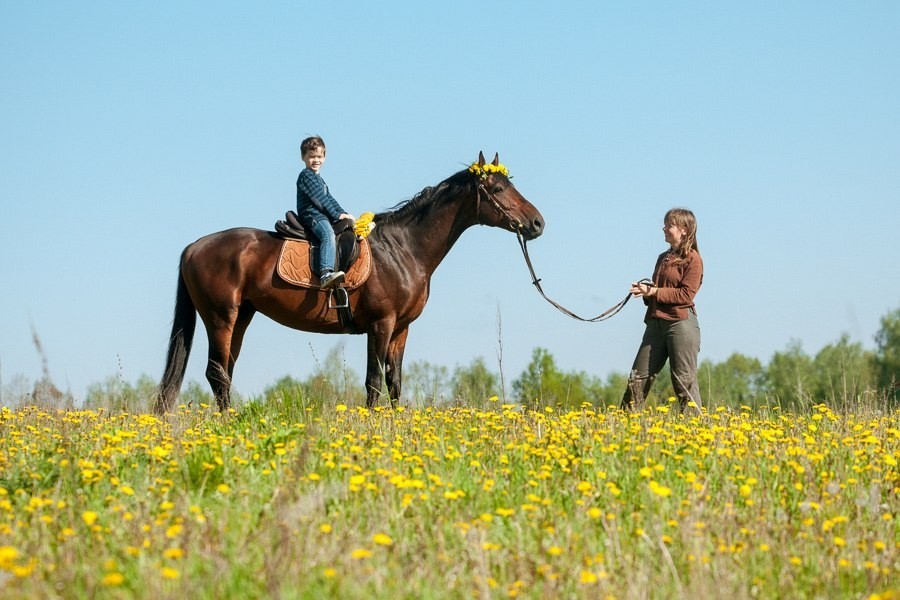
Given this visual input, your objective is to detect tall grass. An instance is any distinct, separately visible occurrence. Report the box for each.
[0,390,897,599]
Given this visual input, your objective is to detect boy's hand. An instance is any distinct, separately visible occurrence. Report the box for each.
[339,213,355,222]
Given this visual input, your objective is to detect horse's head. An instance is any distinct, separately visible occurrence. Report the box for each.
[471,152,544,241]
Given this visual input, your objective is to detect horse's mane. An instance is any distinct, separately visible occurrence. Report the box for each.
[374,169,472,228]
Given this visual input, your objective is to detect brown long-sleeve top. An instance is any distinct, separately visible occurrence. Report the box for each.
[644,248,703,322]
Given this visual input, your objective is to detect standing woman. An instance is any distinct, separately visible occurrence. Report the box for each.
[621,208,704,413]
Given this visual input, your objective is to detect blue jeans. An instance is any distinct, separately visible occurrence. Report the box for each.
[310,220,337,276]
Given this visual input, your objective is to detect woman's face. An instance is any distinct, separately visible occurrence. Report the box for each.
[663,219,686,247]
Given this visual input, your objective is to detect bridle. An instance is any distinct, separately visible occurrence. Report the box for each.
[476,177,647,323]
[475,181,522,231]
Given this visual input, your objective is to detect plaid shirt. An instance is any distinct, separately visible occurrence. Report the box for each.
[296,168,346,227]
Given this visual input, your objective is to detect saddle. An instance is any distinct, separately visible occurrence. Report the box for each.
[274,211,371,289]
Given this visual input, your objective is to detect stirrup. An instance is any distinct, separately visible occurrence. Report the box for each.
[328,287,349,310]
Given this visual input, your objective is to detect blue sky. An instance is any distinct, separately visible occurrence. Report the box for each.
[2,2,898,403]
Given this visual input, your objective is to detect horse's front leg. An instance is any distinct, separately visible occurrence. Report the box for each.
[385,327,409,408]
[364,319,395,408]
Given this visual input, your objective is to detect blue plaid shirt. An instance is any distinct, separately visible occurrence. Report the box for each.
[296,168,346,228]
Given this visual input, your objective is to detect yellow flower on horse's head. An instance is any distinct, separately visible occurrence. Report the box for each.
[469,162,510,179]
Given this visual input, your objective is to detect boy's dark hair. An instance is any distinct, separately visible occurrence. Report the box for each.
[300,136,326,158]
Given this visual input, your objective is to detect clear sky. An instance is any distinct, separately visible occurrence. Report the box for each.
[2,2,898,403]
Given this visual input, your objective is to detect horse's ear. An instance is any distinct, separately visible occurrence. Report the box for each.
[491,153,500,166]
[477,151,486,167]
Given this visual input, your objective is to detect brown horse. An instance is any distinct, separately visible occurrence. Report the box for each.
[154,152,544,413]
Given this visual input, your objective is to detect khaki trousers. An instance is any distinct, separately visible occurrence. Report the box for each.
[621,313,702,413]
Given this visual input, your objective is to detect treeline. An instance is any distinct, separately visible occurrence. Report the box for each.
[253,306,899,411]
[260,305,900,411]
[4,307,898,413]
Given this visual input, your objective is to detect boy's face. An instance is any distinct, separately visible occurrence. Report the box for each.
[303,148,326,173]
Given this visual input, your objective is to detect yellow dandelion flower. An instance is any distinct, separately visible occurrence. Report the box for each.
[102,572,124,586]
[324,568,337,579]
[649,481,672,497]
[833,536,847,548]
[351,548,373,559]
[580,570,598,584]
[336,404,348,412]
[319,524,332,534]
[547,546,563,556]
[372,533,393,546]
[82,511,99,526]
[0,546,19,563]
[161,567,180,580]
[163,548,184,559]
[165,524,183,539]
[216,484,230,494]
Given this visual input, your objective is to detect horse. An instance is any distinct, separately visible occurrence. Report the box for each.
[154,152,544,413]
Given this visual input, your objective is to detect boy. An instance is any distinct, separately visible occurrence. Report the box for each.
[296,136,354,289]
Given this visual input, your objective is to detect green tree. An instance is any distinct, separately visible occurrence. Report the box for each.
[811,335,875,407]
[450,357,500,404]
[873,307,900,402]
[84,374,157,412]
[513,348,603,409]
[403,360,450,406]
[699,353,765,408]
[763,340,815,409]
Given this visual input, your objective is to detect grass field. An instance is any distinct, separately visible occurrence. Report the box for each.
[0,397,897,599]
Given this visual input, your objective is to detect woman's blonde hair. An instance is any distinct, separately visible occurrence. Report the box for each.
[665,208,698,261]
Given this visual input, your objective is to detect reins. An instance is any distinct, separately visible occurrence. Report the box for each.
[477,179,649,323]
[516,231,651,322]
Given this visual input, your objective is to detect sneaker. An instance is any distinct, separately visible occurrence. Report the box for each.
[319,270,345,289]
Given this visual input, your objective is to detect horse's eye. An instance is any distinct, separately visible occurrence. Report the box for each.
[491,185,503,194]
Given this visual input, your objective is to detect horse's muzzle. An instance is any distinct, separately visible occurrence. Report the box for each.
[520,215,544,240]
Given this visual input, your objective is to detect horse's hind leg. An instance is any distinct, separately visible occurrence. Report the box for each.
[204,315,237,411]
[385,327,409,408]
[227,303,256,379]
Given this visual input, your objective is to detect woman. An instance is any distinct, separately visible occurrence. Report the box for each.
[621,208,703,413]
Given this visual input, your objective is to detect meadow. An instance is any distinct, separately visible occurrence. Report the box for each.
[0,396,897,599]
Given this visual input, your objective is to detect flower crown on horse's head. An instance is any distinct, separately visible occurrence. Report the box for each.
[468,152,510,179]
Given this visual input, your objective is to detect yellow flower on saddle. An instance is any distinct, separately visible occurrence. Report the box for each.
[468,162,510,179]
[354,212,376,239]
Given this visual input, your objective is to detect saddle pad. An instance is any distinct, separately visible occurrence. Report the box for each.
[276,238,372,289]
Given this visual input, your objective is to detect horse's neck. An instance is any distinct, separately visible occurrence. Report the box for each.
[381,190,476,275]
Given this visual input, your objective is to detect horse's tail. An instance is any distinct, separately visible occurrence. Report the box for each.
[154,256,196,414]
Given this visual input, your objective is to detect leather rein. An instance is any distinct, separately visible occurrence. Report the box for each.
[476,181,649,323]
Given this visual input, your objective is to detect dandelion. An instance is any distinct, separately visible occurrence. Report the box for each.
[82,511,99,526]
[351,548,373,559]
[161,567,180,580]
[580,570,598,584]
[372,533,393,546]
[649,481,672,497]
[547,546,563,556]
[102,572,125,586]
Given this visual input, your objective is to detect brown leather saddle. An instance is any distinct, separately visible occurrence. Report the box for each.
[275,211,361,273]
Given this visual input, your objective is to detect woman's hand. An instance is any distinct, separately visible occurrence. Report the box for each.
[630,282,657,298]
